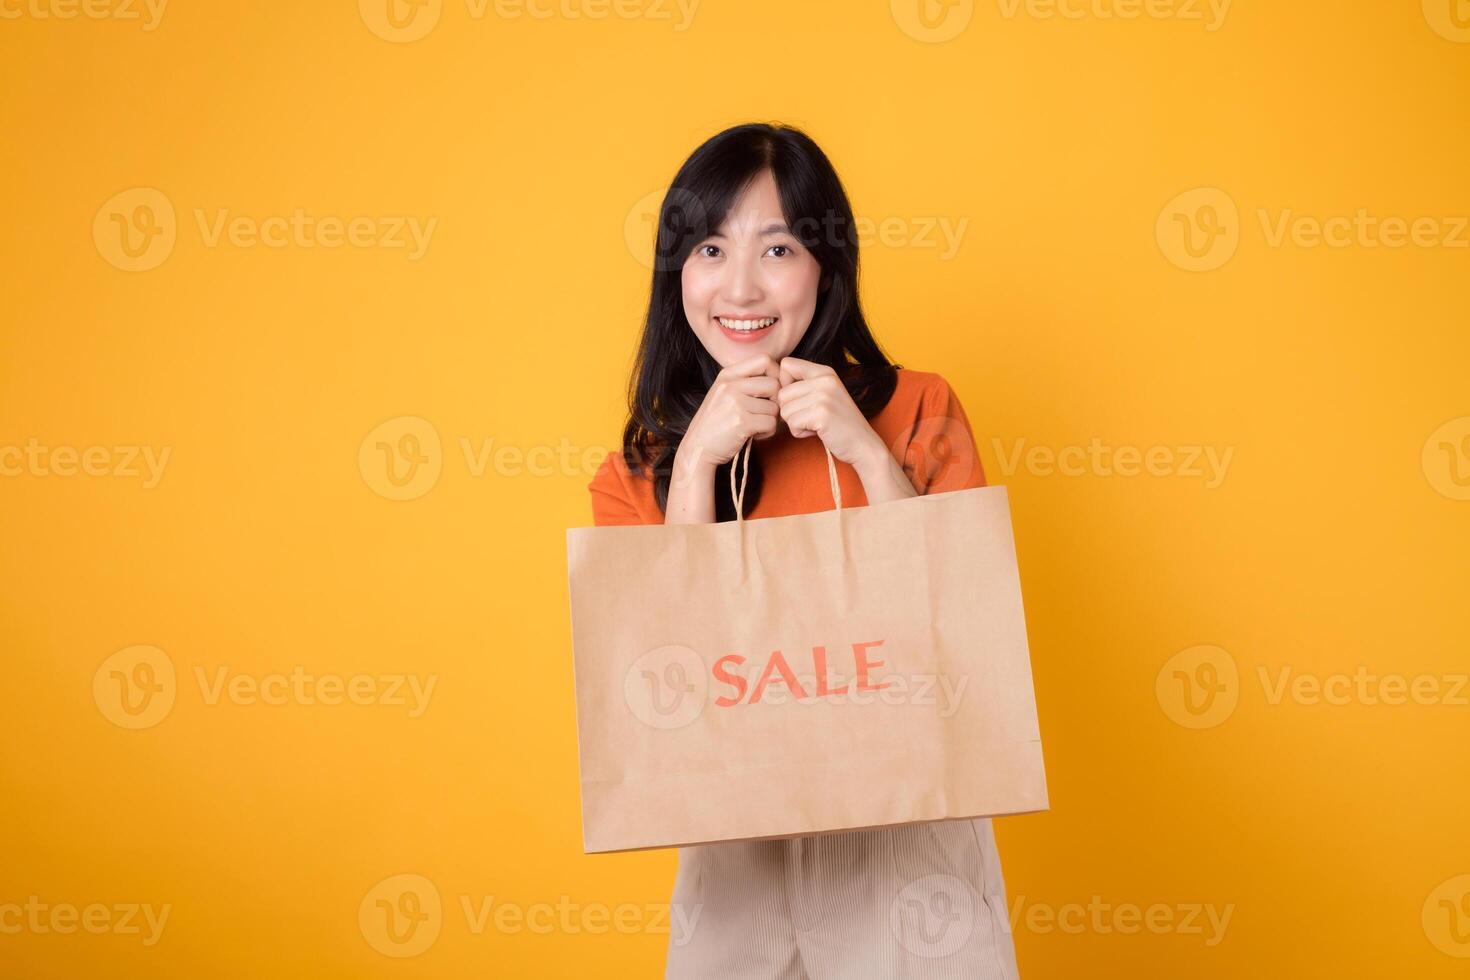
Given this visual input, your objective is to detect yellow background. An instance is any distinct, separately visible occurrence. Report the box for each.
[2,0,1468,976]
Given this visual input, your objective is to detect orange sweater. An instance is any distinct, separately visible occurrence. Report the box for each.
[588,369,987,526]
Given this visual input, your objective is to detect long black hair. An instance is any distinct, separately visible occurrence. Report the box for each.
[620,122,901,521]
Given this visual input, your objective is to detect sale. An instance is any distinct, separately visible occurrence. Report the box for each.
[712,640,890,707]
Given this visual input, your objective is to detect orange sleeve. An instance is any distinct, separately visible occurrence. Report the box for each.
[588,449,647,527]
[906,374,988,495]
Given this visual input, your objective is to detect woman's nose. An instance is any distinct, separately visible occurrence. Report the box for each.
[723,254,763,303]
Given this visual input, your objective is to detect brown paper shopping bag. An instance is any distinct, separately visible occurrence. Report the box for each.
[566,438,1047,854]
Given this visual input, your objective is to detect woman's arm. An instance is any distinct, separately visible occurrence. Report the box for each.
[775,357,919,505]
[663,444,719,525]
[776,363,984,504]
[851,439,919,504]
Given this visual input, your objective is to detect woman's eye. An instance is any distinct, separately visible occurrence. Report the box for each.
[768,245,791,258]
[698,244,721,258]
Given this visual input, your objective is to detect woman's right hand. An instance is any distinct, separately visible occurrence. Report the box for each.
[678,354,782,469]
[663,355,780,524]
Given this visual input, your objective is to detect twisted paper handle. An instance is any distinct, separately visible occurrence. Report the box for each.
[729,435,842,522]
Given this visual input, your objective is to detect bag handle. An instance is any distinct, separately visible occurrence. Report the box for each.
[729,435,842,522]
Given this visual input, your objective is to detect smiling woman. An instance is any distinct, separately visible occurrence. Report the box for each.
[680,171,822,357]
[587,122,1017,980]
[611,123,926,525]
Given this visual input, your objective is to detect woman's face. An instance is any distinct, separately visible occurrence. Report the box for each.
[681,168,822,368]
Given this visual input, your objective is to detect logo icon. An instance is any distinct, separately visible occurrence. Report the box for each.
[359,416,443,501]
[1423,875,1470,957]
[890,874,975,958]
[93,645,177,729]
[890,413,980,494]
[1423,0,1470,42]
[93,188,177,272]
[359,0,442,42]
[891,0,974,43]
[1157,188,1240,272]
[1156,644,1239,729]
[1422,417,1470,501]
[359,873,442,957]
[624,645,707,729]
[624,187,710,273]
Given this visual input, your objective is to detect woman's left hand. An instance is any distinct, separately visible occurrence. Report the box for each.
[775,357,886,467]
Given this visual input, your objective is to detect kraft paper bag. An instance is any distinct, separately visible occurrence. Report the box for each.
[566,438,1047,854]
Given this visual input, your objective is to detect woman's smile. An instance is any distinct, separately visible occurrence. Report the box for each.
[715,314,779,343]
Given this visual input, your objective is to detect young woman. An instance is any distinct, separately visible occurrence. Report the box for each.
[588,123,1020,980]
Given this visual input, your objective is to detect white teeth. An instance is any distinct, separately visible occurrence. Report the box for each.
[718,316,777,331]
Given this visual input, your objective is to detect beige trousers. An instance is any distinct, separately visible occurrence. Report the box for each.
[664,818,1020,980]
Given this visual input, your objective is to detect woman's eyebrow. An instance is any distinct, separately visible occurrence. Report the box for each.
[707,221,793,239]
